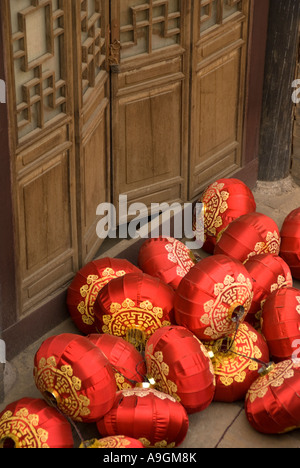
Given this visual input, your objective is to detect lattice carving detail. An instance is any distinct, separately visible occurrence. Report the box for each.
[10,0,68,140]
[200,0,243,30]
[80,0,106,95]
[200,0,215,24]
[120,0,181,54]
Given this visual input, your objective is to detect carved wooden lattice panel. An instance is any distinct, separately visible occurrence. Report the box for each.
[80,0,107,96]
[120,0,181,59]
[200,0,243,33]
[9,0,70,143]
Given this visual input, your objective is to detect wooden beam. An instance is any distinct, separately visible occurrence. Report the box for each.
[258,0,300,181]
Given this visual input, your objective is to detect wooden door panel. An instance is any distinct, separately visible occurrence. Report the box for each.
[20,154,73,272]
[73,0,110,264]
[111,0,191,212]
[117,81,182,191]
[189,0,250,199]
[3,0,79,316]
[81,104,110,260]
[19,143,77,312]
[4,0,111,316]
[193,50,241,169]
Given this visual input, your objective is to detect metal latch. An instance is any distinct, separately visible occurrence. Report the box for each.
[108,39,121,71]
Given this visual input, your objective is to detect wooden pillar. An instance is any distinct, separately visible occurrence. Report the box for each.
[258,0,300,181]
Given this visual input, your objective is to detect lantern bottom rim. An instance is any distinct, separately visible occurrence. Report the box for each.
[0,434,19,449]
[258,362,276,377]
[229,303,246,323]
[43,389,62,407]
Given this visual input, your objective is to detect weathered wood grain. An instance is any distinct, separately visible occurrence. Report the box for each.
[258,0,300,181]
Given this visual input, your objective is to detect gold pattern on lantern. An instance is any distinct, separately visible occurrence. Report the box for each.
[206,323,262,387]
[0,408,49,448]
[164,238,195,278]
[140,438,176,449]
[279,426,300,435]
[270,273,293,293]
[80,436,132,449]
[255,273,293,327]
[246,360,300,403]
[122,387,177,402]
[77,269,127,326]
[194,336,217,381]
[296,297,300,316]
[246,231,281,263]
[145,345,180,402]
[201,182,230,237]
[34,357,90,422]
[201,274,253,339]
[114,373,133,391]
[102,299,171,343]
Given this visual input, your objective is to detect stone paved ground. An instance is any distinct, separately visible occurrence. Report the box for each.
[1,176,300,448]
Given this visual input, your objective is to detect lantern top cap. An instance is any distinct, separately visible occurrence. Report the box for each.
[258,362,275,377]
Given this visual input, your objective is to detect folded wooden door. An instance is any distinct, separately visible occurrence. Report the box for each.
[2,0,79,316]
[110,0,191,214]
[2,0,111,317]
[72,0,111,264]
[189,0,250,199]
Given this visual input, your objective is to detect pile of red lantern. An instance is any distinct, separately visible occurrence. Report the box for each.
[2,177,300,449]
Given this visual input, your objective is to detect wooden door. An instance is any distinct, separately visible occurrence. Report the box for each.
[189,0,250,199]
[110,0,191,213]
[2,0,111,318]
[2,0,79,316]
[110,0,251,207]
[72,0,111,264]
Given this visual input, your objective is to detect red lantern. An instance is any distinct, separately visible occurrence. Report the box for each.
[138,237,195,289]
[205,322,270,402]
[193,178,256,254]
[97,387,189,448]
[214,212,281,264]
[34,334,117,423]
[87,334,147,390]
[246,360,300,434]
[0,398,74,448]
[67,258,141,335]
[174,255,253,341]
[280,208,300,279]
[94,273,175,351]
[80,436,145,449]
[244,254,293,328]
[145,325,215,414]
[261,287,300,362]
